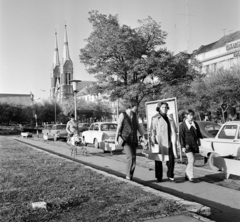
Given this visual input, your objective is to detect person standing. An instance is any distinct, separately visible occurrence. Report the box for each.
[115,101,146,180]
[149,102,178,182]
[179,109,202,182]
[66,114,78,142]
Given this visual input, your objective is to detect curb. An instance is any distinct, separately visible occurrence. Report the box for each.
[14,138,212,220]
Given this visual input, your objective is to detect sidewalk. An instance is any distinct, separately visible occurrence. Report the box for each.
[13,136,240,222]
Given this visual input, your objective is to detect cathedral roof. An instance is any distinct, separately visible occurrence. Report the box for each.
[52,32,60,69]
[0,94,33,106]
[62,25,71,64]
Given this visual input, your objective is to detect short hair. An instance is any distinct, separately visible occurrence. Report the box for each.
[184,109,195,116]
[156,102,169,112]
[70,114,75,118]
[125,99,138,109]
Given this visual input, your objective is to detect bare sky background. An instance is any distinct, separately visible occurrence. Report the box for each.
[0,0,239,100]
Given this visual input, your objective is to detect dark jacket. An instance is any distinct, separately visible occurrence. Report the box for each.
[120,112,138,145]
[179,121,202,153]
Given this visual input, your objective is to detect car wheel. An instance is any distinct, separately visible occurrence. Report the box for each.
[208,152,221,171]
[94,138,99,149]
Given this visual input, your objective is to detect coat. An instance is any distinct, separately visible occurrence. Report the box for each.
[148,113,178,161]
[179,120,202,153]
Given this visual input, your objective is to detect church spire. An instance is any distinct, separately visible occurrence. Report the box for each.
[62,24,71,63]
[53,31,60,68]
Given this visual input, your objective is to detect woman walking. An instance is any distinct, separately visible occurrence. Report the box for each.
[149,102,178,182]
[179,109,202,182]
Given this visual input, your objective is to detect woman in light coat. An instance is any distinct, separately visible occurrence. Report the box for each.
[148,102,178,182]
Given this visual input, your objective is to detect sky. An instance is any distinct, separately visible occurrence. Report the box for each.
[0,0,240,101]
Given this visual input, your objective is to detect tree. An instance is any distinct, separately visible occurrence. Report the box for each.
[80,11,168,106]
[80,11,202,120]
[189,66,240,122]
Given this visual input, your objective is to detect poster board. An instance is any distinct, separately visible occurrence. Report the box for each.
[145,97,182,160]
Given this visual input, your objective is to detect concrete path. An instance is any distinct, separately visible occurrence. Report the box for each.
[12,136,240,222]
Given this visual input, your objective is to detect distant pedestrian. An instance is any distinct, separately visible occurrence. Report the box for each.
[148,102,178,182]
[179,109,202,182]
[66,114,78,142]
[115,100,146,181]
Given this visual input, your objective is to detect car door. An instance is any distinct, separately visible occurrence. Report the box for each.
[213,124,240,156]
[85,124,94,143]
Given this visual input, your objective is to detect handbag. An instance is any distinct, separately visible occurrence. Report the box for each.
[118,135,125,147]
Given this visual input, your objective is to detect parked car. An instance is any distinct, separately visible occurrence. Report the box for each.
[21,124,36,133]
[78,123,91,132]
[42,124,67,141]
[42,124,54,135]
[199,121,240,164]
[82,122,123,152]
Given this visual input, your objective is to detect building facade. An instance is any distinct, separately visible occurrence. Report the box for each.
[194,31,240,73]
[50,25,73,102]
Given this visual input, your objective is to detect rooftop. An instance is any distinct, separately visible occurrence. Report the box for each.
[0,93,33,106]
[196,30,240,54]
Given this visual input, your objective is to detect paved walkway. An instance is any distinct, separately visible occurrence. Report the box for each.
[12,136,240,222]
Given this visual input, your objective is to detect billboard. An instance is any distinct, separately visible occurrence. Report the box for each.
[145,97,182,160]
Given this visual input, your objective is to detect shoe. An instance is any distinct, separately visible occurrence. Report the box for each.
[168,177,176,182]
[157,178,162,182]
[126,176,133,181]
[185,174,194,182]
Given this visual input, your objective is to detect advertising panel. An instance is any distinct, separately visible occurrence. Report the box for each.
[145,97,182,160]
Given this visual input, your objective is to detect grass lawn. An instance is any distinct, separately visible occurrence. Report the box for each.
[0,137,186,222]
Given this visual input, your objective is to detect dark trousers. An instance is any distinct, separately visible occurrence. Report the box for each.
[124,142,137,178]
[155,143,175,180]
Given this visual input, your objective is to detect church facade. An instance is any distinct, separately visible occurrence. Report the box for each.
[50,25,73,102]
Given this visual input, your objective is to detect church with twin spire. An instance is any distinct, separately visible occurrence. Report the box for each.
[50,25,73,102]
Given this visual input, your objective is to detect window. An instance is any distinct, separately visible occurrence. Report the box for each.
[94,124,99,131]
[238,127,240,139]
[56,125,66,130]
[218,125,237,139]
[89,124,94,130]
[101,124,109,131]
[205,124,220,137]
[109,124,117,131]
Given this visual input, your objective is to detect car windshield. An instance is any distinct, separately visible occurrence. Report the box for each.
[100,124,117,131]
[218,125,237,139]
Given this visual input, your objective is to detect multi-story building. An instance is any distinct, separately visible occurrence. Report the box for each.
[194,31,240,73]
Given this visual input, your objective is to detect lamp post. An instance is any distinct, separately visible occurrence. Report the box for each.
[69,80,81,121]
[30,92,39,137]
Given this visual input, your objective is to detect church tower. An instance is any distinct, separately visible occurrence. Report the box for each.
[50,32,61,99]
[60,25,73,101]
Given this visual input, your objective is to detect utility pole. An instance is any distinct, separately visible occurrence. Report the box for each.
[179,0,195,53]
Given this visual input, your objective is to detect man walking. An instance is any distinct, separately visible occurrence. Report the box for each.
[115,100,146,180]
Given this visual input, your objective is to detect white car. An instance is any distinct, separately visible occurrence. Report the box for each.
[82,122,123,153]
[200,121,240,164]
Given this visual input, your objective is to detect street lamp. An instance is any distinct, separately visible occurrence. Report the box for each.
[69,80,81,121]
[30,92,39,137]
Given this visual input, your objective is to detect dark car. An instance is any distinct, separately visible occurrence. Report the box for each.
[21,124,36,133]
[78,123,91,132]
[196,121,221,138]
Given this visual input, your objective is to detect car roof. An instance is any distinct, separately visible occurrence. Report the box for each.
[52,124,66,126]
[223,121,240,125]
[196,121,221,126]
[91,122,117,124]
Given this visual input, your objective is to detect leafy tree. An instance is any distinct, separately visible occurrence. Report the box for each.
[80,11,168,106]
[189,66,240,122]
[80,11,202,120]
